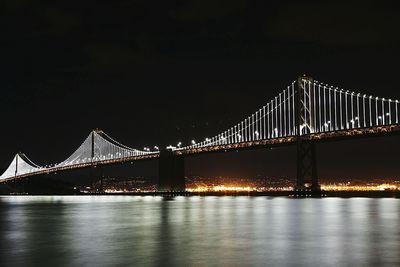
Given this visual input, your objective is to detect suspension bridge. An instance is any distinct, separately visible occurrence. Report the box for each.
[1,76,399,193]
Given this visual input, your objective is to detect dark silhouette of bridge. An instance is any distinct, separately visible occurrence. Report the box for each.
[1,76,399,194]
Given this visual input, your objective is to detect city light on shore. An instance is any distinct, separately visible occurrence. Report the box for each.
[188,185,254,192]
[186,182,399,193]
[187,185,294,192]
[321,184,398,191]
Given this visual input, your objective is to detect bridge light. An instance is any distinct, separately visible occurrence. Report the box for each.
[386,113,390,116]
[378,116,382,120]
[254,131,259,136]
[154,146,159,150]
[355,117,359,120]
[191,140,196,145]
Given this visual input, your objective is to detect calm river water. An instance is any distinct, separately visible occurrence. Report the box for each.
[0,196,399,267]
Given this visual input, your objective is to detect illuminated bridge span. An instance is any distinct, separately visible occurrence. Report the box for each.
[0,130,158,182]
[1,76,399,192]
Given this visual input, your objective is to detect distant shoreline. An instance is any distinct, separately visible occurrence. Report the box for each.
[2,191,400,198]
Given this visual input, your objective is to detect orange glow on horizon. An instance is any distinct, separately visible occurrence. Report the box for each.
[187,183,399,192]
[321,184,398,191]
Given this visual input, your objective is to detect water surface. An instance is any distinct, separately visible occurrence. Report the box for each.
[0,196,399,267]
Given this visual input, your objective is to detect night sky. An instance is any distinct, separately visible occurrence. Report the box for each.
[1,0,400,180]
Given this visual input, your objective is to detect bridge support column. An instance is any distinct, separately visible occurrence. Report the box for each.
[296,140,319,190]
[99,166,104,193]
[91,165,105,193]
[158,150,185,192]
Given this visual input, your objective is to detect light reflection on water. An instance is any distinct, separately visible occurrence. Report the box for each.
[0,196,399,267]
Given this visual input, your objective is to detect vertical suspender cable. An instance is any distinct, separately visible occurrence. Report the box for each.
[284,90,286,136]
[308,81,312,134]
[345,92,348,129]
[279,95,282,137]
[272,101,275,138]
[351,93,354,128]
[357,93,360,127]
[244,119,247,142]
[304,81,307,134]
[292,83,296,135]
[339,90,343,130]
[369,96,372,126]
[363,95,366,127]
[323,85,327,131]
[319,84,322,132]
[252,114,255,140]
[288,86,293,135]
[275,97,278,137]
[263,105,266,139]
[240,120,244,143]
[329,87,332,130]
[334,88,337,130]
[267,104,270,138]
[382,98,385,125]
[255,112,258,140]
[313,82,317,132]
[375,97,379,125]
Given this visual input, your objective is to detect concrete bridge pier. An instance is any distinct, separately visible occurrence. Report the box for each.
[158,150,185,192]
[90,165,105,193]
[294,140,323,197]
[296,141,319,188]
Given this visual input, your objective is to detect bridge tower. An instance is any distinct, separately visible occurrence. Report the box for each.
[295,75,320,192]
[90,129,105,193]
[158,149,185,192]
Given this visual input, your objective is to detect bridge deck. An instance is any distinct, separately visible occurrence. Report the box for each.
[175,124,400,156]
[0,153,159,183]
[1,124,399,183]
